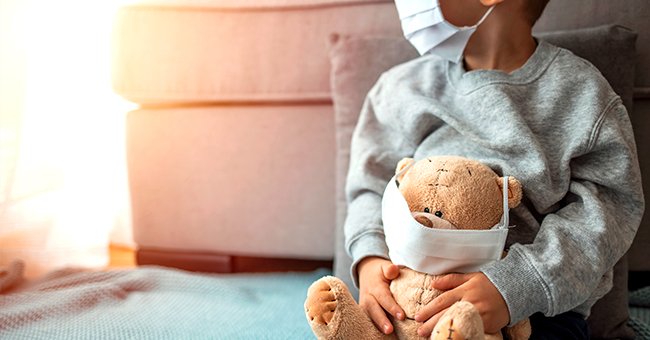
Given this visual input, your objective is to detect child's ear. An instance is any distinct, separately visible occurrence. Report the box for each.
[497,176,523,208]
[395,158,415,182]
[480,0,505,6]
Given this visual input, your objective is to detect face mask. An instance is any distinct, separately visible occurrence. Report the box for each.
[382,171,511,275]
[394,0,496,63]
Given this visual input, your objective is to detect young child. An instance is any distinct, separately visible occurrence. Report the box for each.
[344,0,645,338]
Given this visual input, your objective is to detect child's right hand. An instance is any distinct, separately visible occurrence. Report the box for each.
[357,256,405,335]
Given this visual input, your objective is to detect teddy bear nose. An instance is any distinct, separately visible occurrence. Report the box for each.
[411,212,456,229]
[415,214,434,228]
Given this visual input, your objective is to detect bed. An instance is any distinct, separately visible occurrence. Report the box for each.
[3,0,650,339]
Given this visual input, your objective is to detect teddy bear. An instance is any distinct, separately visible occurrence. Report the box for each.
[304,155,531,340]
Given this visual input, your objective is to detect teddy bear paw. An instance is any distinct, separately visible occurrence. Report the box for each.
[432,318,469,340]
[305,278,338,326]
[431,301,485,340]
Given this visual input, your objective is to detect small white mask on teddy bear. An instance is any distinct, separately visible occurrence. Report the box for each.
[382,170,511,275]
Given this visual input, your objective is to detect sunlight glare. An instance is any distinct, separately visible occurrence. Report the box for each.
[1,0,137,277]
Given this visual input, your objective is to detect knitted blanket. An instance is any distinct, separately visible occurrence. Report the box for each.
[630,286,650,340]
[0,261,328,339]
[3,261,649,339]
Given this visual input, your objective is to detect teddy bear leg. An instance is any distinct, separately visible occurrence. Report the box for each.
[391,316,430,340]
[305,276,395,340]
[484,334,504,340]
[503,318,531,340]
[431,301,500,340]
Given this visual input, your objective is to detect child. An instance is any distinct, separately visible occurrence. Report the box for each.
[344,0,645,338]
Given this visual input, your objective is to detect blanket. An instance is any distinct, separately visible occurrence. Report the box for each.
[0,261,328,339]
[3,261,650,339]
[630,286,650,339]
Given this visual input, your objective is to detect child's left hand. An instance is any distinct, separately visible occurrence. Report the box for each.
[414,272,510,337]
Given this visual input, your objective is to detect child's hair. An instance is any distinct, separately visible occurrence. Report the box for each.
[525,0,550,25]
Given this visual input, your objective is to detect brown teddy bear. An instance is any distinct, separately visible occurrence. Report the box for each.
[305,156,531,340]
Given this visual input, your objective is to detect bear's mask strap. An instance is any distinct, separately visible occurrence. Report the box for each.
[497,176,509,229]
[394,160,415,187]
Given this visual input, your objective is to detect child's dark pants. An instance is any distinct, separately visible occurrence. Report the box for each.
[528,311,589,339]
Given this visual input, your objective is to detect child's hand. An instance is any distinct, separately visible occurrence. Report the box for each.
[414,272,510,337]
[357,257,405,335]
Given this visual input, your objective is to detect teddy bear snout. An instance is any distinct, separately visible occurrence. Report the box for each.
[412,212,457,229]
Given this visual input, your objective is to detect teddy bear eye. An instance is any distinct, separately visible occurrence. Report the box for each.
[424,208,430,213]
[434,211,443,218]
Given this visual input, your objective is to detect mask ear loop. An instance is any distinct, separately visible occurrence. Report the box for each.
[472,4,496,29]
[394,160,415,187]
[436,0,496,30]
[497,176,510,229]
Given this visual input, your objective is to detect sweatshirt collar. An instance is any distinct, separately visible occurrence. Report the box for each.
[446,39,559,95]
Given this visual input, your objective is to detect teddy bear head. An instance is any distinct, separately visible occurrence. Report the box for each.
[395,155,522,230]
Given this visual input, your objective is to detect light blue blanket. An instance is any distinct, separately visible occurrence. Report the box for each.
[0,264,329,339]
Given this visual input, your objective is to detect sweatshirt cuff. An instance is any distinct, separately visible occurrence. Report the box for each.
[480,246,552,325]
[348,231,389,289]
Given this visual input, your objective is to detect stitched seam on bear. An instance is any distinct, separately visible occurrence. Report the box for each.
[430,159,447,210]
[415,273,427,312]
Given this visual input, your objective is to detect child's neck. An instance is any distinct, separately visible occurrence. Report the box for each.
[462,12,537,73]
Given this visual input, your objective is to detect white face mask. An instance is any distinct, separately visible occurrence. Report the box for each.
[382,173,511,275]
[394,0,496,63]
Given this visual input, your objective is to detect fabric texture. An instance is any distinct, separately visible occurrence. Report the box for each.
[329,25,639,338]
[629,286,650,339]
[0,263,329,339]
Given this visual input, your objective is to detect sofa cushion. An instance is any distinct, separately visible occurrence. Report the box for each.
[329,25,637,338]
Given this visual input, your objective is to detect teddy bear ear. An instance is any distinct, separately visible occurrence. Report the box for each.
[497,176,523,208]
[395,158,415,182]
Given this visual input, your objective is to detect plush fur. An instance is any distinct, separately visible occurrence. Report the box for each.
[305,156,531,340]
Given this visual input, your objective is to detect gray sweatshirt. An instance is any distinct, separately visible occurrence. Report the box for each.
[344,40,645,324]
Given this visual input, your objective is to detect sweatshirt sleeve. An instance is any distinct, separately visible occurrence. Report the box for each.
[344,76,419,288]
[481,98,645,324]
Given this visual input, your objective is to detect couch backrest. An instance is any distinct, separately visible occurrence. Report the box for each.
[112,0,402,105]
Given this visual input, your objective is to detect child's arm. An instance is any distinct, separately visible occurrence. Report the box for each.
[344,74,421,333]
[479,100,643,327]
